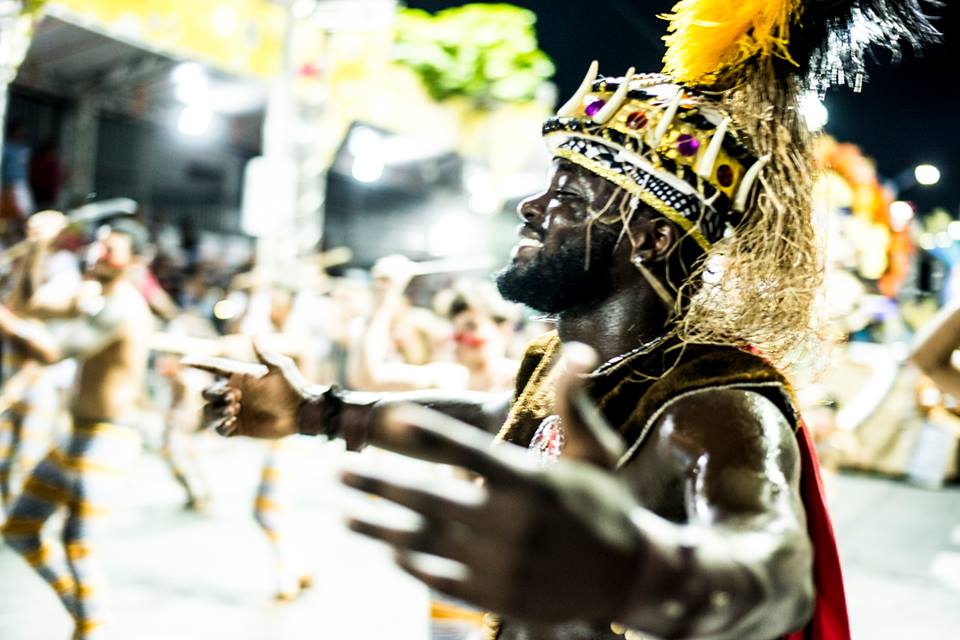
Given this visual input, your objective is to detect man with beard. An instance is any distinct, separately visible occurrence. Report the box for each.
[0,213,152,640]
[191,1,941,637]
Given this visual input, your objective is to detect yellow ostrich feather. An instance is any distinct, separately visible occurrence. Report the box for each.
[661,0,802,86]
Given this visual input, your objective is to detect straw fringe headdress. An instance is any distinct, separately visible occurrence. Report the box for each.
[542,0,940,367]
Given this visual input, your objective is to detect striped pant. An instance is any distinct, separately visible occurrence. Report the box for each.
[1,417,139,639]
[0,375,64,512]
[254,438,312,600]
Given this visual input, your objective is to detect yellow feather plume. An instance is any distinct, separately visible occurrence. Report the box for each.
[661,0,802,86]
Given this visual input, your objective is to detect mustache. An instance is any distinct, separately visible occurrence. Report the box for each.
[522,223,545,240]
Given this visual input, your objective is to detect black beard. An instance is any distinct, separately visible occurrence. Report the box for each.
[496,226,618,314]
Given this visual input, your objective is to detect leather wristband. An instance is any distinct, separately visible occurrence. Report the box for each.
[297,385,344,439]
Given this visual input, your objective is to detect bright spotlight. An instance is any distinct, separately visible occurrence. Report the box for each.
[173,62,209,104]
[351,154,384,183]
[213,299,239,320]
[915,164,941,186]
[172,62,205,85]
[178,105,213,136]
[348,127,382,156]
[799,93,829,130]
[948,221,960,241]
[889,200,914,231]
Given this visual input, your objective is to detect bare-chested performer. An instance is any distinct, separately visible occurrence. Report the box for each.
[0,212,153,640]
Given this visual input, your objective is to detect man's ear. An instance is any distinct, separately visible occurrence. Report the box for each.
[628,217,680,264]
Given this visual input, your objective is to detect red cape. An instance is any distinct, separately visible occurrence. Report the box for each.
[785,422,851,640]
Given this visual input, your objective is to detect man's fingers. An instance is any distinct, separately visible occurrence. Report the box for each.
[393,551,475,604]
[203,402,236,429]
[252,339,310,389]
[215,416,239,437]
[252,340,291,371]
[202,382,241,406]
[201,378,229,400]
[370,404,529,482]
[556,342,625,468]
[346,518,470,563]
[182,355,267,378]
[341,470,485,526]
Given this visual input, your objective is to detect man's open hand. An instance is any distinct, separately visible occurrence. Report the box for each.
[340,345,641,623]
[184,342,311,439]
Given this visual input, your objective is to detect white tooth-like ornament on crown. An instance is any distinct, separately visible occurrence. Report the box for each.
[697,116,731,180]
[593,67,635,124]
[557,60,599,117]
[733,154,771,212]
[650,88,683,148]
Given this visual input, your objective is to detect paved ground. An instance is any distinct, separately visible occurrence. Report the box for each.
[1,435,958,640]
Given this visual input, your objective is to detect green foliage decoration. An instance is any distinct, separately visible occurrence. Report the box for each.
[394,3,555,107]
[22,0,49,15]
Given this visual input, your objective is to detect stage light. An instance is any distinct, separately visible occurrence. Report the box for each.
[799,93,828,130]
[352,154,384,183]
[172,62,204,85]
[915,164,941,186]
[348,127,381,156]
[948,221,960,242]
[178,105,213,136]
[213,299,239,320]
[348,127,385,183]
[889,200,914,230]
[173,62,209,104]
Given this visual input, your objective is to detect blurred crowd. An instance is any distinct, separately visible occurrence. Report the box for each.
[0,187,552,636]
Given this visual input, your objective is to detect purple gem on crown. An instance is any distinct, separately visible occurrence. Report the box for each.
[585,99,606,117]
[677,133,700,157]
[677,134,700,157]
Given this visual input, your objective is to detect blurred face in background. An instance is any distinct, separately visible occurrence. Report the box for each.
[451,308,508,368]
[87,231,135,283]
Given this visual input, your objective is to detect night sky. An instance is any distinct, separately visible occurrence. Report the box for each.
[408,0,959,215]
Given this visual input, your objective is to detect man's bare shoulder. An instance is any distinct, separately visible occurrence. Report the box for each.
[641,388,802,509]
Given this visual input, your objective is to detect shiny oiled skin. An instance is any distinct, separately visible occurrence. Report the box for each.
[497,387,809,640]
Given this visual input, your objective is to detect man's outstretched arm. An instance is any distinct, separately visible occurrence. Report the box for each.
[187,348,511,445]
[336,357,813,640]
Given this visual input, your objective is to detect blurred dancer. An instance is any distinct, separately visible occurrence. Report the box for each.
[155,350,211,511]
[350,255,517,394]
[233,286,316,601]
[0,213,153,640]
[0,211,80,514]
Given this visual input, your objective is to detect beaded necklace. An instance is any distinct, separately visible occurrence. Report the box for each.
[589,334,668,376]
